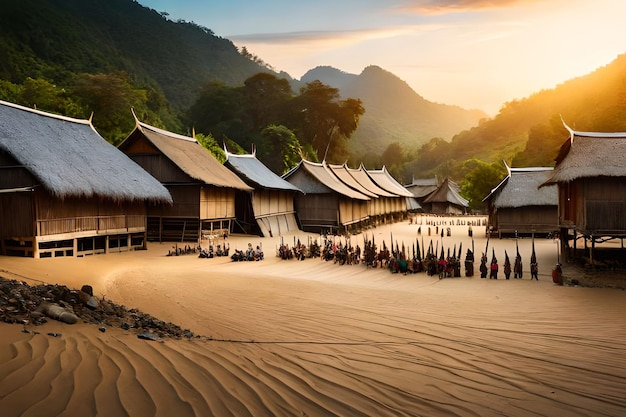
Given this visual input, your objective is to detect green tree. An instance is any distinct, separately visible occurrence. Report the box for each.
[242,73,292,133]
[196,132,226,163]
[290,80,364,163]
[259,124,301,174]
[186,81,245,144]
[0,78,83,118]
[71,72,153,144]
[459,159,506,211]
[381,141,408,181]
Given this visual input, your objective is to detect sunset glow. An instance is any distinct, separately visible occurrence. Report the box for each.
[138,0,626,115]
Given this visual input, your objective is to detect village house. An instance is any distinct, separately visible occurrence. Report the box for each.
[224,149,302,237]
[364,165,416,219]
[282,159,370,233]
[542,122,626,264]
[0,100,172,258]
[118,117,252,242]
[483,162,558,237]
[421,177,469,214]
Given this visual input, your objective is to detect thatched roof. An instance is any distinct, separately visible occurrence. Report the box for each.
[283,159,370,200]
[543,123,626,185]
[423,177,469,207]
[365,166,415,198]
[405,176,439,199]
[224,151,301,192]
[325,163,379,198]
[484,163,557,208]
[344,165,397,197]
[122,121,252,191]
[0,100,171,203]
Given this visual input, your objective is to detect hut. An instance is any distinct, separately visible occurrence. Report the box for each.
[0,100,172,258]
[542,122,626,264]
[224,149,302,237]
[483,162,558,237]
[282,159,370,233]
[118,118,252,242]
[344,164,401,223]
[324,163,385,224]
[405,176,439,205]
[421,177,469,214]
[364,165,415,219]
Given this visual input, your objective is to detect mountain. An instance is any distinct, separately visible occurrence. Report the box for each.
[405,53,626,181]
[301,66,486,161]
[0,0,285,111]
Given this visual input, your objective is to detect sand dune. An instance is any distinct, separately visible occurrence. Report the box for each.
[2,216,626,416]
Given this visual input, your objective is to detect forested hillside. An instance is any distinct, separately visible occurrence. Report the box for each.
[401,53,626,209]
[0,0,276,111]
[302,66,486,164]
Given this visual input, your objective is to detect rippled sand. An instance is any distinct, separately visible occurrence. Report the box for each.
[2,217,626,416]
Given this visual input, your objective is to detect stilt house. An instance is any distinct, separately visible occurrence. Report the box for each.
[483,162,558,237]
[542,123,626,260]
[0,100,172,258]
[224,149,301,237]
[118,118,252,242]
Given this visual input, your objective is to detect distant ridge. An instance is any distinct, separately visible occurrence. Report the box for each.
[301,65,486,161]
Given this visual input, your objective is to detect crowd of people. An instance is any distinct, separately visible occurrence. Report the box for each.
[193,214,563,283]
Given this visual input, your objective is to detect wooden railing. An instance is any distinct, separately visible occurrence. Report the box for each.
[37,215,146,236]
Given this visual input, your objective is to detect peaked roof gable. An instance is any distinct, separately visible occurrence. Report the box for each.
[484,162,557,207]
[120,120,252,191]
[325,163,379,198]
[283,159,370,200]
[365,165,414,197]
[0,100,171,203]
[344,165,397,197]
[544,122,626,185]
[423,177,469,207]
[224,151,301,192]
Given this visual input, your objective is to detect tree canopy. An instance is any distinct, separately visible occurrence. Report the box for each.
[186,74,364,173]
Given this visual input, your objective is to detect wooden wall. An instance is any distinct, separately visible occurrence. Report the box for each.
[580,177,626,233]
[496,206,558,234]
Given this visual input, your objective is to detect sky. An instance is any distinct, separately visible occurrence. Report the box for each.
[137,0,626,116]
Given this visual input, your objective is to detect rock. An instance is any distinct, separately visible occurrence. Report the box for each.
[41,302,79,324]
[137,331,159,341]
[47,332,62,337]
[80,285,94,296]
[78,290,100,310]
[98,326,106,333]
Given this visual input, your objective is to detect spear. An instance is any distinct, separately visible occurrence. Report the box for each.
[416,238,421,261]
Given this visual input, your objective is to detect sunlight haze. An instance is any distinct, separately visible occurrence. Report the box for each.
[137,0,626,115]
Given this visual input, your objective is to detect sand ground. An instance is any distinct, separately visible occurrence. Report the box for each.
[1,215,625,416]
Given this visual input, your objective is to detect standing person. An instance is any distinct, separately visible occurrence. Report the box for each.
[490,250,498,279]
[479,253,488,278]
[530,260,539,280]
[490,259,499,279]
[504,251,512,280]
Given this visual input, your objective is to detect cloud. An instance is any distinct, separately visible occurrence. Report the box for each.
[228,25,440,46]
[399,0,541,15]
